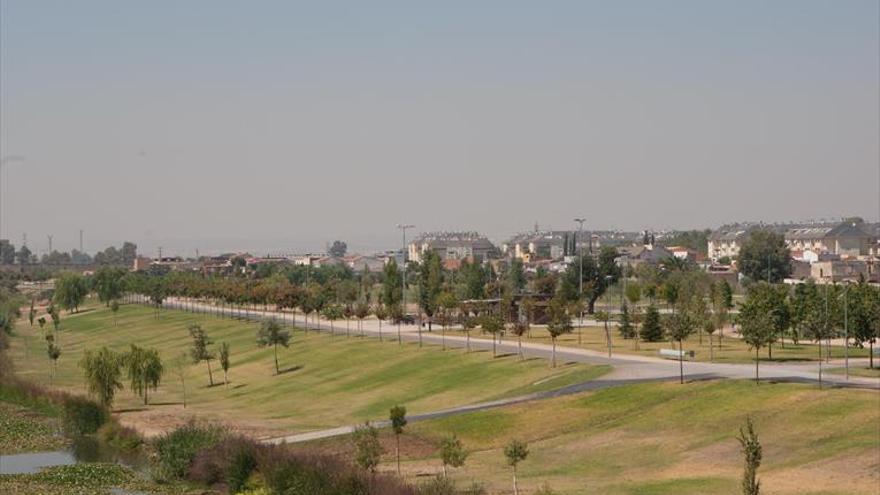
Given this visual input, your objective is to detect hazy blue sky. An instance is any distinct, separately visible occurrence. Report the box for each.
[2,1,878,256]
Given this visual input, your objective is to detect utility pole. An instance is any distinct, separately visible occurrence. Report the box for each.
[79,230,83,253]
[47,235,53,254]
[397,224,415,320]
[158,246,163,261]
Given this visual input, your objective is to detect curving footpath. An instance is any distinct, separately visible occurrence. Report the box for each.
[157,298,879,444]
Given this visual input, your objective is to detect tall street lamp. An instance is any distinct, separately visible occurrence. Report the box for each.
[574,218,586,343]
[838,284,851,379]
[397,224,415,321]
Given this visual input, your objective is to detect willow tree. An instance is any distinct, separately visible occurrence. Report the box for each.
[124,344,164,404]
[80,347,123,408]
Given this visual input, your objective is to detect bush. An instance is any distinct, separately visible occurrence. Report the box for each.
[98,421,143,452]
[152,421,224,482]
[188,436,258,492]
[227,442,258,493]
[62,396,108,434]
[417,476,456,495]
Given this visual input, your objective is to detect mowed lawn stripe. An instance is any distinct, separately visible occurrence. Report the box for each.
[10,303,608,434]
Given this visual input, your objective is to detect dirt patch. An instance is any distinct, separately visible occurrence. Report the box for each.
[296,430,438,462]
[115,406,290,440]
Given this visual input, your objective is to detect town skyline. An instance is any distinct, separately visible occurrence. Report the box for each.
[2,1,878,257]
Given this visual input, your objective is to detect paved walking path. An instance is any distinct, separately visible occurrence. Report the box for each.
[157,298,879,444]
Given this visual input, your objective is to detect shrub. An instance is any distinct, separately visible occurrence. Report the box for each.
[227,442,258,493]
[152,421,224,482]
[417,476,456,495]
[62,396,108,434]
[188,436,258,492]
[98,421,143,452]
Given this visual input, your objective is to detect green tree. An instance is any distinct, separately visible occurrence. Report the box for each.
[504,439,529,495]
[79,346,123,408]
[625,282,642,307]
[738,417,762,495]
[188,323,215,386]
[640,305,664,342]
[558,248,621,313]
[328,240,347,257]
[94,267,126,306]
[54,272,88,313]
[352,422,382,474]
[373,304,388,342]
[46,338,61,382]
[321,304,343,336]
[618,302,635,339]
[461,312,477,353]
[737,230,791,283]
[219,342,231,386]
[256,319,290,375]
[110,300,120,326]
[439,434,468,477]
[665,311,696,384]
[546,296,573,367]
[28,299,35,326]
[389,405,407,475]
[738,304,775,384]
[506,258,527,295]
[719,279,734,311]
[123,345,163,405]
[354,301,370,337]
[382,259,403,308]
[418,251,443,332]
[849,282,879,369]
[437,291,458,350]
[481,313,504,358]
[49,305,61,333]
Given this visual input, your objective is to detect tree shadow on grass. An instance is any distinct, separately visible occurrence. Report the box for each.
[114,407,148,414]
[277,365,304,375]
[149,401,184,406]
[493,353,517,359]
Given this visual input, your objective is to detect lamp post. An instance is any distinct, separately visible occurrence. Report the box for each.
[838,284,850,379]
[397,224,414,321]
[574,218,585,343]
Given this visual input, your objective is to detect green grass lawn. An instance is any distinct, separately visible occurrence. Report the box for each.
[825,367,880,379]
[9,303,608,436]
[446,324,872,365]
[324,380,878,495]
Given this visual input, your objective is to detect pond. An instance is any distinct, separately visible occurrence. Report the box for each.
[0,435,147,475]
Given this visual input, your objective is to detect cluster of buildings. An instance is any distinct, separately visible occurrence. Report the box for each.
[130,219,879,286]
[708,219,879,284]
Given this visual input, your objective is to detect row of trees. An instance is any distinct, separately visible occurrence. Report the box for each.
[0,240,137,266]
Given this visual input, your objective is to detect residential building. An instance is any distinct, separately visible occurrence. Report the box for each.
[408,231,496,263]
[503,230,592,262]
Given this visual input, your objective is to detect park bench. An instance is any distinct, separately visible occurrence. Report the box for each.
[659,348,695,361]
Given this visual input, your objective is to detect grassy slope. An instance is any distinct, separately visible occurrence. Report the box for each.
[9,303,608,435]
[391,380,880,494]
[450,325,872,364]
